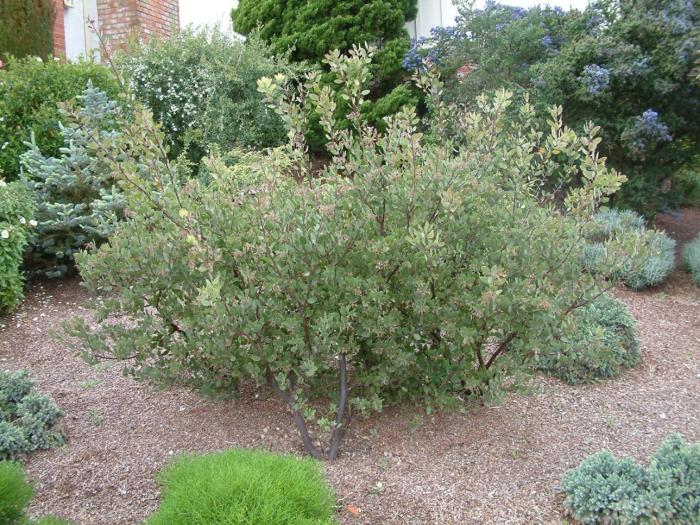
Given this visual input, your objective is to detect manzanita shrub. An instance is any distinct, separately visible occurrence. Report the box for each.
[562,434,700,524]
[20,83,126,278]
[65,46,635,460]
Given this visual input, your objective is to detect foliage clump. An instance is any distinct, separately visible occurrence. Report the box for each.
[582,209,676,290]
[0,461,74,525]
[562,434,700,524]
[537,294,639,385]
[65,47,634,460]
[118,27,300,164]
[0,370,63,460]
[0,57,120,181]
[20,84,125,278]
[0,0,54,61]
[0,179,35,312]
[146,449,336,525]
[682,234,700,285]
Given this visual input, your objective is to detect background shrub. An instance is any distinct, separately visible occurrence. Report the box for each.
[0,57,120,181]
[415,0,700,215]
[119,28,300,165]
[20,84,125,278]
[537,294,640,384]
[0,0,54,61]
[0,461,34,525]
[65,49,634,459]
[0,179,35,312]
[146,449,336,525]
[682,234,700,285]
[582,208,676,290]
[561,434,700,524]
[0,369,63,460]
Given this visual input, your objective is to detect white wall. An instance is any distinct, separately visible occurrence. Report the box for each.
[406,0,459,39]
[64,0,100,61]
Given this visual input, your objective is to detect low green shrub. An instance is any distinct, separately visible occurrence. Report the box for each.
[562,434,700,525]
[582,209,676,290]
[0,461,34,524]
[0,370,63,460]
[0,179,35,312]
[682,234,700,285]
[0,461,75,525]
[20,83,125,278]
[146,449,336,525]
[537,294,640,385]
[0,57,120,181]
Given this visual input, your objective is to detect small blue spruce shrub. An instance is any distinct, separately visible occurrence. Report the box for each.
[562,434,700,524]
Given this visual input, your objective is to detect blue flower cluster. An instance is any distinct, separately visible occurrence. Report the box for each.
[658,0,696,35]
[580,64,610,95]
[626,109,673,156]
[402,25,464,71]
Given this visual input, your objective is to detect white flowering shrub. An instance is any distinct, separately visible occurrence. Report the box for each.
[118,27,302,164]
[0,178,35,312]
[20,83,126,278]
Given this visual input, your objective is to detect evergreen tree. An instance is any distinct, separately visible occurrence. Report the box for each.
[0,0,55,60]
[231,0,419,115]
[20,83,125,278]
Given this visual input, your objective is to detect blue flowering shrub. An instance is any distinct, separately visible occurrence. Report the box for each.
[419,0,700,215]
[682,234,700,285]
[582,209,676,290]
[562,434,700,524]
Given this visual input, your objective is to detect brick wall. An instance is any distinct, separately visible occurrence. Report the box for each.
[53,0,66,56]
[97,0,179,52]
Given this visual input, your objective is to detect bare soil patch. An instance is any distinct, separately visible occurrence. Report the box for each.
[0,210,698,525]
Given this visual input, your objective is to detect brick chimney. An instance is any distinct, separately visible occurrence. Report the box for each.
[53,0,66,57]
[97,0,179,51]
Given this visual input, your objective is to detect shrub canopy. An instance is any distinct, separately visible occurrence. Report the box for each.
[118,28,301,165]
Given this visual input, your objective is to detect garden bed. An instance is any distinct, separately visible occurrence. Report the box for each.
[0,211,698,525]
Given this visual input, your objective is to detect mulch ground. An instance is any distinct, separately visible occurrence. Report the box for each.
[0,209,698,525]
